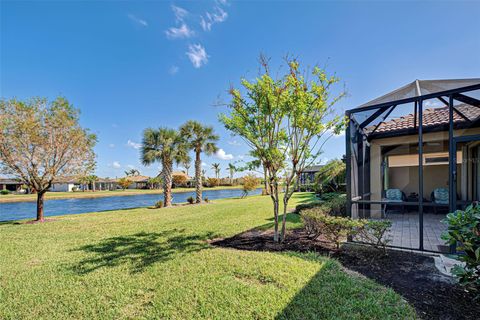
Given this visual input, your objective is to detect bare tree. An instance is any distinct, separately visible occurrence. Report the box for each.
[0,97,96,221]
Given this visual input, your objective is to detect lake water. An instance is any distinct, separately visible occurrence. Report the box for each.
[0,188,261,222]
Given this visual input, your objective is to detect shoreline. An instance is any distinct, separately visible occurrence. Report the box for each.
[0,185,249,204]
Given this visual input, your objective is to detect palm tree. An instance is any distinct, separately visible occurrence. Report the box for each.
[125,169,140,176]
[141,127,189,207]
[180,121,219,203]
[87,175,98,192]
[227,163,236,184]
[183,160,191,177]
[212,163,221,179]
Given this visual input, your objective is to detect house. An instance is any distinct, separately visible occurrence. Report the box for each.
[50,177,82,192]
[346,78,480,252]
[172,171,192,187]
[51,177,118,192]
[0,177,23,192]
[297,165,323,190]
[122,175,150,189]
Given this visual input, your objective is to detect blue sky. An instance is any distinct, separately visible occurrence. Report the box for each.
[1,0,479,178]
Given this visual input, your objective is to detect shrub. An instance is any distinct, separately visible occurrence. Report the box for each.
[300,195,364,249]
[357,220,393,253]
[442,205,480,298]
[295,201,323,214]
[204,197,209,203]
[118,178,132,190]
[301,207,329,239]
[242,174,259,198]
[0,190,10,195]
[154,200,164,208]
[324,195,347,216]
[187,196,194,204]
[172,174,188,187]
[206,178,219,187]
[321,215,365,249]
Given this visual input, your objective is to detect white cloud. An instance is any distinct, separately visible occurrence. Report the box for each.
[237,154,245,160]
[108,143,115,148]
[215,148,234,160]
[127,14,148,27]
[201,162,208,167]
[169,65,179,75]
[228,140,241,146]
[127,140,141,149]
[186,44,208,68]
[216,0,228,5]
[424,100,442,108]
[165,23,194,39]
[127,164,136,169]
[171,5,188,22]
[200,6,228,31]
[112,161,121,169]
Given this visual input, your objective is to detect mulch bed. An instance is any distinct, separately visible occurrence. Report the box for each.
[212,228,479,320]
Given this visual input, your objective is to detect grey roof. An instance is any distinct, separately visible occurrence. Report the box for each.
[0,178,22,184]
[359,79,480,108]
[302,165,324,173]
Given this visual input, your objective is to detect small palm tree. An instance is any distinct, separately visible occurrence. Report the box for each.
[212,163,221,179]
[183,160,191,177]
[88,175,98,192]
[227,163,236,184]
[124,169,140,176]
[141,127,189,207]
[180,121,218,203]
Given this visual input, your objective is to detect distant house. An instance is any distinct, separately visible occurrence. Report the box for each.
[0,177,23,192]
[298,165,323,189]
[51,177,118,192]
[123,175,150,189]
[50,177,81,192]
[172,171,192,187]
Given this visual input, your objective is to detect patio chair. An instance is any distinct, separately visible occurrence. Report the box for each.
[382,188,406,217]
[431,187,449,214]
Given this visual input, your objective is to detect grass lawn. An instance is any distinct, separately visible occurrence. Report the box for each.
[0,193,415,319]
[0,185,250,203]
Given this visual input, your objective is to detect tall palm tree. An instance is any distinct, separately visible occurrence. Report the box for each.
[212,163,221,179]
[141,127,189,207]
[180,121,219,203]
[227,163,236,184]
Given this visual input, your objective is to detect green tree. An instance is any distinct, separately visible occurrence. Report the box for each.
[141,128,189,207]
[87,175,99,192]
[315,159,346,193]
[180,121,218,203]
[0,97,96,221]
[221,56,345,242]
[212,163,221,179]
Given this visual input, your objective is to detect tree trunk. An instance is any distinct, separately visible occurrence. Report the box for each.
[163,162,173,207]
[269,177,280,242]
[195,151,202,203]
[36,191,46,221]
[263,164,270,195]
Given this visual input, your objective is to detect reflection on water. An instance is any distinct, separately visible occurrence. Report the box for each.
[0,188,261,221]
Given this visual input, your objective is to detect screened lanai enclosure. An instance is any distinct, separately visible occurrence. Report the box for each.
[346,79,480,252]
